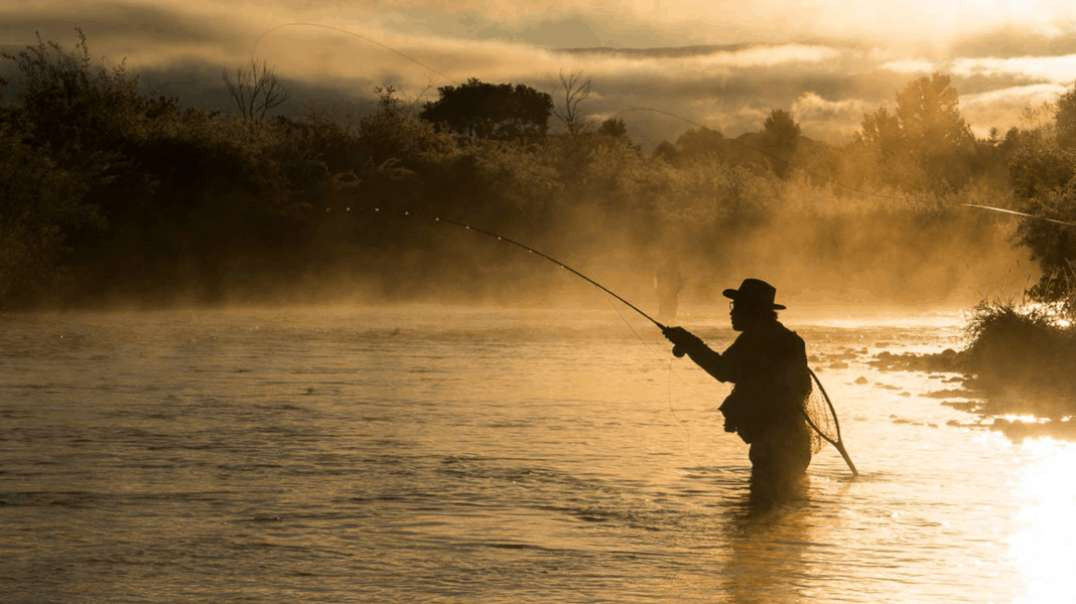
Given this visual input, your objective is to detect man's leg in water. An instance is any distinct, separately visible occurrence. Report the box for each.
[748,430,811,503]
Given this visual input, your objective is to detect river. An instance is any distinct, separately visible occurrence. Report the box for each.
[1,307,1074,602]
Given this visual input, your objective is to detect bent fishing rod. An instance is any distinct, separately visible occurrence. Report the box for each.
[415,211,859,476]
[433,216,668,330]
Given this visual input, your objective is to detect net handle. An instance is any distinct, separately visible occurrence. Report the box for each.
[803,368,859,476]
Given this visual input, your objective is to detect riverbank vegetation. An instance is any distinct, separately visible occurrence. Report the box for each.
[0,31,1066,311]
[964,302,1076,415]
[883,81,1076,427]
[873,301,1076,434]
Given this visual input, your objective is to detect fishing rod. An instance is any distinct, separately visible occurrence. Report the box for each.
[419,210,859,476]
[963,203,1076,227]
[431,214,700,444]
[432,216,667,329]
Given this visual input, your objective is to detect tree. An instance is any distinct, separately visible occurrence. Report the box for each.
[895,73,973,153]
[1056,82,1076,151]
[357,86,453,181]
[858,107,903,158]
[223,60,288,124]
[855,73,976,192]
[2,29,146,158]
[551,71,591,136]
[0,125,100,306]
[653,140,679,164]
[1007,133,1074,200]
[597,117,627,138]
[761,109,800,178]
[419,78,553,141]
[1018,180,1076,316]
[675,126,725,160]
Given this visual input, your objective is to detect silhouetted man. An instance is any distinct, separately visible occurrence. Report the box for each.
[662,278,811,503]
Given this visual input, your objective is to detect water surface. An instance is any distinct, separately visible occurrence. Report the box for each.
[1,307,1073,602]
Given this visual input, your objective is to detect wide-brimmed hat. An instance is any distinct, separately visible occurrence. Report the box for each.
[723,278,786,310]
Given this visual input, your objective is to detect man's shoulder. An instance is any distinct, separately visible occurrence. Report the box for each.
[773,322,806,350]
[773,321,801,338]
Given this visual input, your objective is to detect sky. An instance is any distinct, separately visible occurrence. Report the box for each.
[5,0,1076,144]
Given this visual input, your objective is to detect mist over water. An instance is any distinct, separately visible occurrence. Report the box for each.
[3,306,1073,603]
[0,29,1047,312]
[5,10,1076,604]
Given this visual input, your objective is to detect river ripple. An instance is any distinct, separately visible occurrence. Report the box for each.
[1,307,1073,603]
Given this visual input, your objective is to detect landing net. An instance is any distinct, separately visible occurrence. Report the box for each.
[802,369,858,475]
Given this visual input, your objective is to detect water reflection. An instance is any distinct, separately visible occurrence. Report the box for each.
[1010,439,1076,604]
[1,307,1072,602]
[721,499,813,604]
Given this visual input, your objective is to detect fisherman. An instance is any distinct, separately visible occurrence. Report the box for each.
[662,278,812,503]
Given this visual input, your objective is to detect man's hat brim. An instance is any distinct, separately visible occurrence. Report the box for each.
[723,288,786,310]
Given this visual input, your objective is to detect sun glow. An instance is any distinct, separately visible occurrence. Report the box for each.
[1009,439,1076,603]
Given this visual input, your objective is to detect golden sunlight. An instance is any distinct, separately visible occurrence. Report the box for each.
[1010,439,1076,604]
[5,2,1076,602]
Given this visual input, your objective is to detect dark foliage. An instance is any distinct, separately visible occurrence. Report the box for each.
[1016,182,1076,316]
[761,109,800,178]
[1003,82,1076,315]
[597,117,627,139]
[1056,85,1076,152]
[420,78,553,141]
[963,302,1076,416]
[0,33,1052,310]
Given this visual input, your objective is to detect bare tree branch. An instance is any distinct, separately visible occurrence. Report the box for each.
[551,71,592,136]
[222,60,288,124]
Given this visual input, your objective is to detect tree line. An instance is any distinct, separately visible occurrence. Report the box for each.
[0,32,1073,310]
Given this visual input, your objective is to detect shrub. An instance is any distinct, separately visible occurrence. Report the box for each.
[962,302,1076,416]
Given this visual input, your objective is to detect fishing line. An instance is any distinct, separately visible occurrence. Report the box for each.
[269,23,1070,224]
[373,206,691,438]
[963,203,1076,227]
[254,20,1076,223]
[249,22,919,207]
[366,206,857,474]
[251,21,453,85]
[600,292,693,444]
[433,216,667,328]
[430,212,853,472]
[268,8,879,469]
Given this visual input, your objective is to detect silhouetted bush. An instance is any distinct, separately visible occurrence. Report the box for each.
[0,124,101,304]
[962,302,1076,416]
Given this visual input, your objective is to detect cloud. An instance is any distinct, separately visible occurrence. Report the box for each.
[951,25,1076,59]
[960,83,1068,136]
[952,54,1076,84]
[882,59,936,74]
[791,92,871,139]
[4,1,1076,146]
[0,1,246,56]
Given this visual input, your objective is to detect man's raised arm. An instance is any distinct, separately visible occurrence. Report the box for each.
[662,327,733,382]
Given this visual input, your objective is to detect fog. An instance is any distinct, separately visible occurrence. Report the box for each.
[0,27,1065,317]
[8,13,1076,604]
